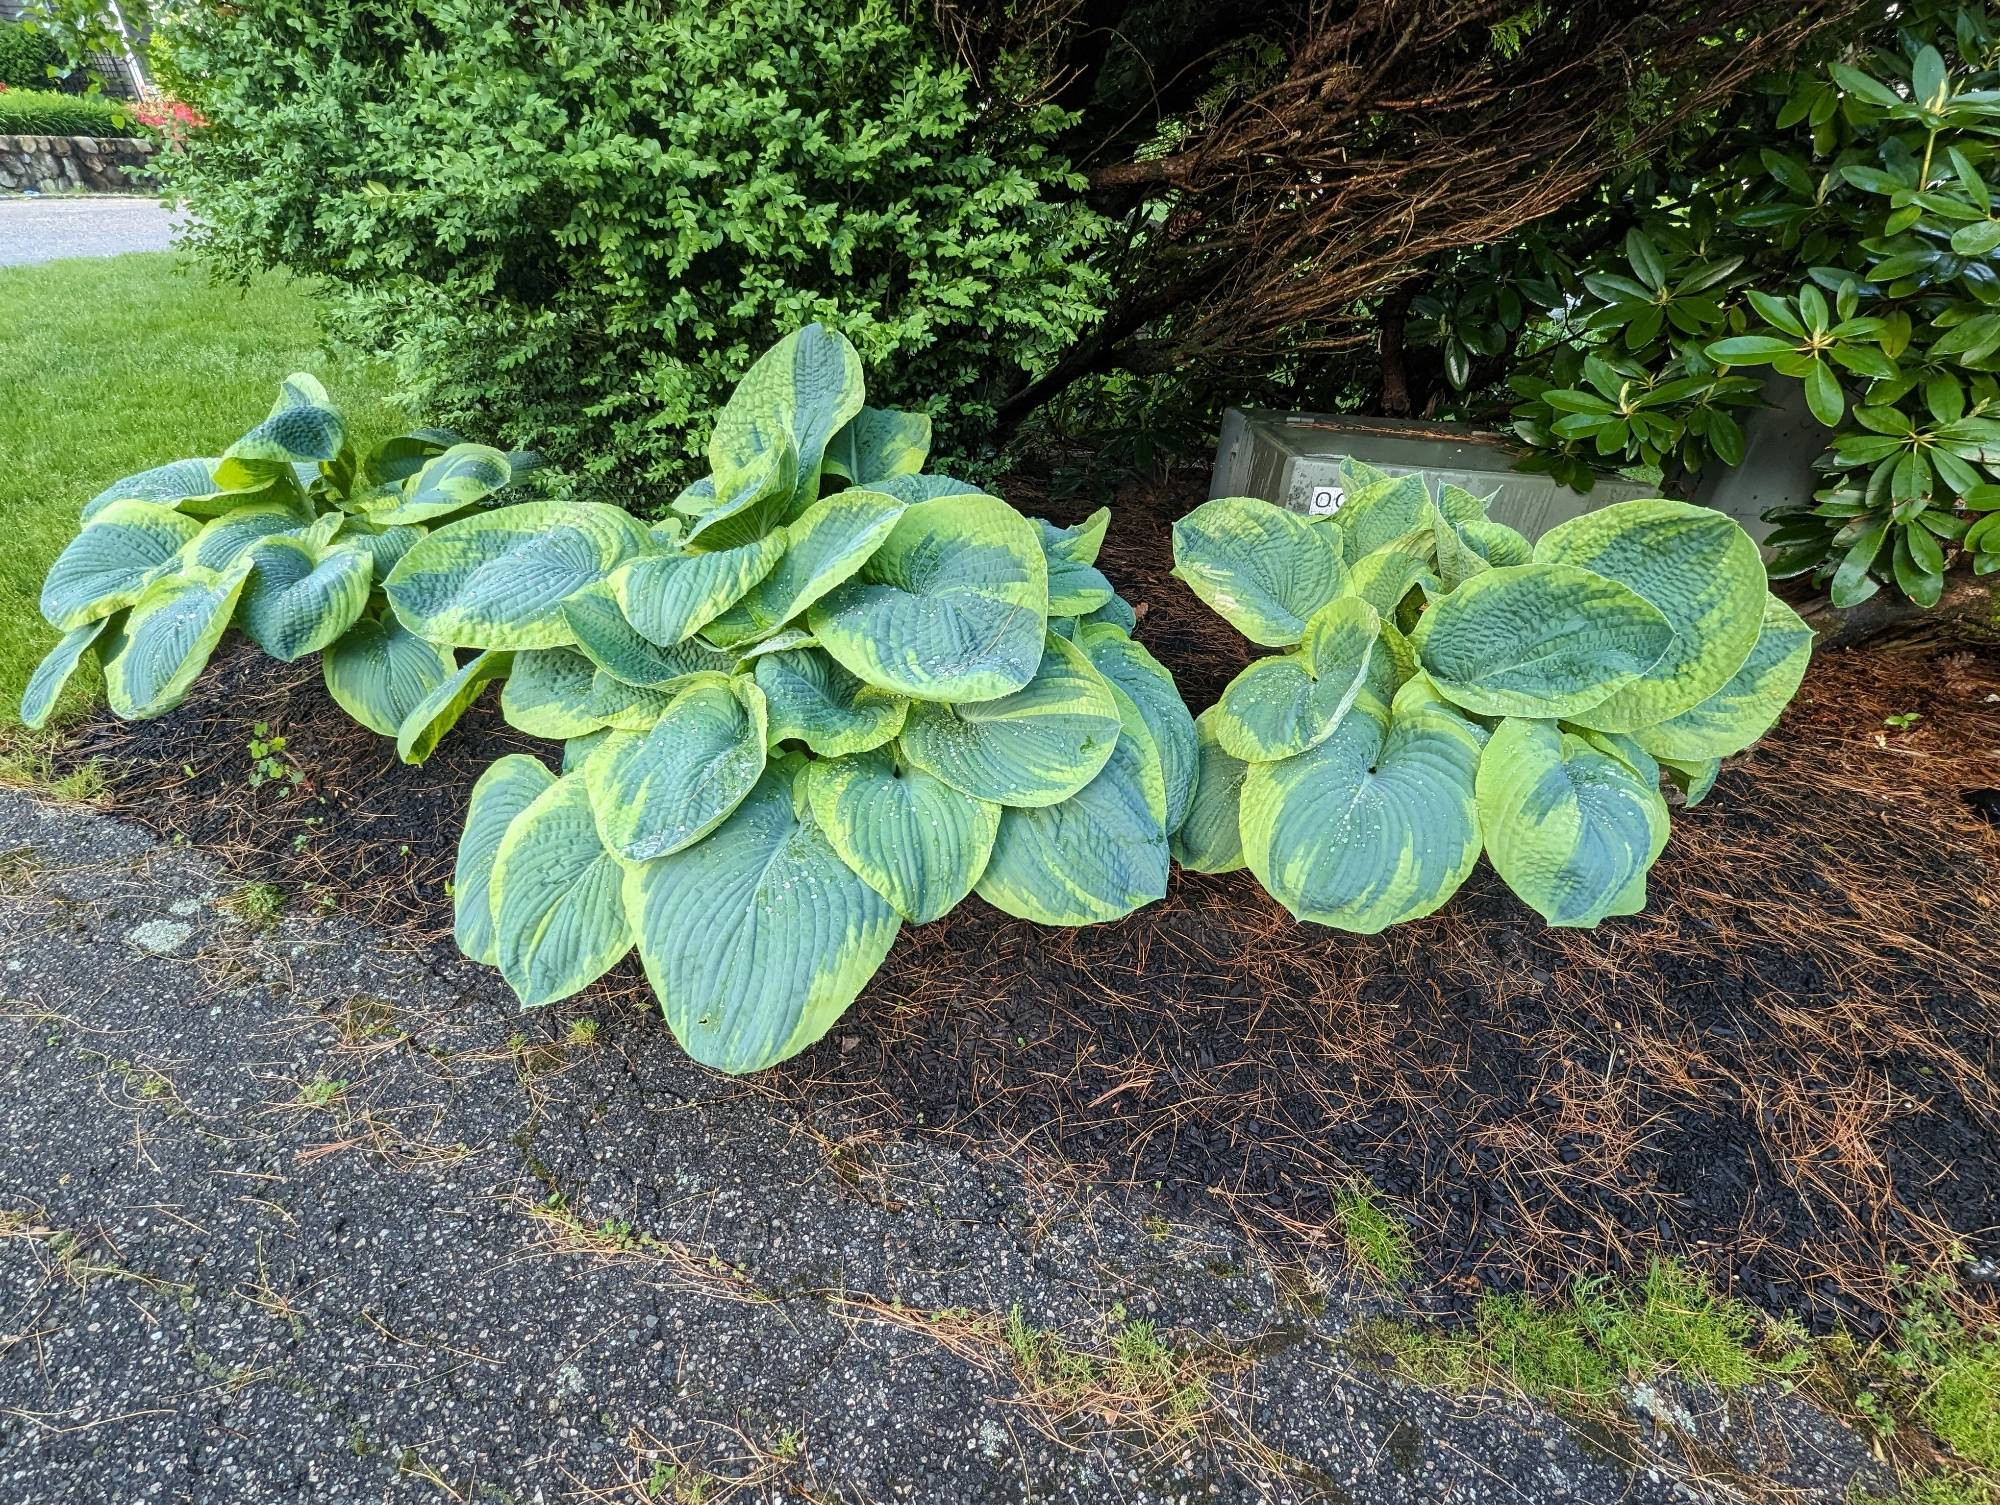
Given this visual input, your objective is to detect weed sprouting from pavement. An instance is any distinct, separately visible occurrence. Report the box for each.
[225,881,286,929]
[1003,1303,1215,1426]
[0,731,109,802]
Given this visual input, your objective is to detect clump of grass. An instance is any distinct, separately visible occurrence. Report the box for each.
[566,1018,601,1047]
[224,881,286,929]
[1334,1182,1417,1286]
[1002,1303,1215,1427]
[1856,1268,2000,1477]
[0,731,108,802]
[1368,1258,1801,1407]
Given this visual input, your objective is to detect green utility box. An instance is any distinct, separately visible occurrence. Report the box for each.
[1213,409,1713,540]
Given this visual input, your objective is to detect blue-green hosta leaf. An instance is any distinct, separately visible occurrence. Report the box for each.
[238,538,373,662]
[500,647,607,739]
[733,627,816,661]
[804,746,999,922]
[367,443,513,525]
[1212,597,1381,763]
[896,633,1120,807]
[1343,537,1435,618]
[700,489,903,647]
[1419,564,1674,719]
[81,457,227,523]
[583,674,768,861]
[1632,594,1813,760]
[453,753,556,966]
[1073,623,1198,833]
[586,671,678,731]
[562,580,737,689]
[212,373,346,492]
[1239,684,1486,932]
[1438,483,1497,525]
[865,472,988,504]
[823,405,932,484]
[40,499,201,629]
[1332,473,1433,562]
[342,523,424,576]
[1477,717,1671,928]
[974,734,1171,926]
[1171,496,1347,646]
[708,323,864,521]
[1036,508,1116,615]
[322,615,457,736]
[488,773,632,1007]
[680,436,798,552]
[1171,707,1249,874]
[1660,754,1722,806]
[809,492,1048,702]
[181,494,316,572]
[625,763,901,1074]
[384,501,648,649]
[610,534,785,648]
[1432,510,1492,593]
[363,428,459,487]
[1536,499,1765,732]
[19,617,111,730]
[101,560,255,721]
[753,648,907,756]
[562,728,612,774]
[1079,593,1139,634]
[1459,517,1532,566]
[396,649,513,765]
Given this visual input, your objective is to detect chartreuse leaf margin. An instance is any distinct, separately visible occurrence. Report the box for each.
[1173,468,1809,930]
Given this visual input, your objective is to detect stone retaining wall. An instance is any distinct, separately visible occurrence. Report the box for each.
[0,134,156,194]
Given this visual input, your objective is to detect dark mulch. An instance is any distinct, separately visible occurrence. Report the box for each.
[60,462,2000,1336]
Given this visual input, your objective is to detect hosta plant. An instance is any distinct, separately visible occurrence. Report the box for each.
[421,326,1194,1073]
[22,374,536,735]
[1170,464,1812,931]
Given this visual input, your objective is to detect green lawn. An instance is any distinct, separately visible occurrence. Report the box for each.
[0,253,403,727]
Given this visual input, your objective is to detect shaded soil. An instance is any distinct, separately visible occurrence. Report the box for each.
[61,463,2000,1337]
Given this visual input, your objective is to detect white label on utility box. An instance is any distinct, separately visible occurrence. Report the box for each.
[1308,485,1344,515]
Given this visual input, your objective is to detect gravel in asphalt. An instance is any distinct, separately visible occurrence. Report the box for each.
[0,788,1892,1503]
[0,194,177,266]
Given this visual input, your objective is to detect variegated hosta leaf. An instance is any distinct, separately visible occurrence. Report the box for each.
[1332,473,1432,562]
[81,457,226,523]
[735,627,815,661]
[587,671,677,730]
[1239,685,1486,932]
[1458,517,1531,566]
[1536,499,1766,733]
[367,443,512,525]
[823,405,932,484]
[363,428,459,487]
[500,647,607,739]
[1438,483,1496,525]
[1477,716,1671,928]
[1431,509,1492,593]
[102,560,255,721]
[1036,509,1115,615]
[708,323,865,520]
[583,674,768,861]
[803,746,999,922]
[1172,706,1249,874]
[322,615,457,736]
[1171,496,1347,646]
[562,728,611,774]
[753,648,907,757]
[212,373,346,491]
[974,734,1171,925]
[453,753,555,966]
[19,617,111,730]
[700,489,903,647]
[488,773,633,1007]
[1419,563,1674,720]
[1632,594,1814,761]
[1660,754,1722,806]
[40,499,201,629]
[183,494,316,572]
[865,472,988,504]
[562,580,737,689]
[1212,597,1380,763]
[680,436,798,552]
[896,633,1120,807]
[625,762,901,1074]
[384,501,648,649]
[1079,593,1139,634]
[610,534,785,648]
[809,492,1048,702]
[238,538,373,662]
[1344,537,1435,619]
[342,523,424,576]
[1073,623,1198,833]
[396,649,513,765]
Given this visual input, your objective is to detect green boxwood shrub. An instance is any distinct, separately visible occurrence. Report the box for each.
[156,0,1110,498]
[0,21,61,90]
[0,87,131,138]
